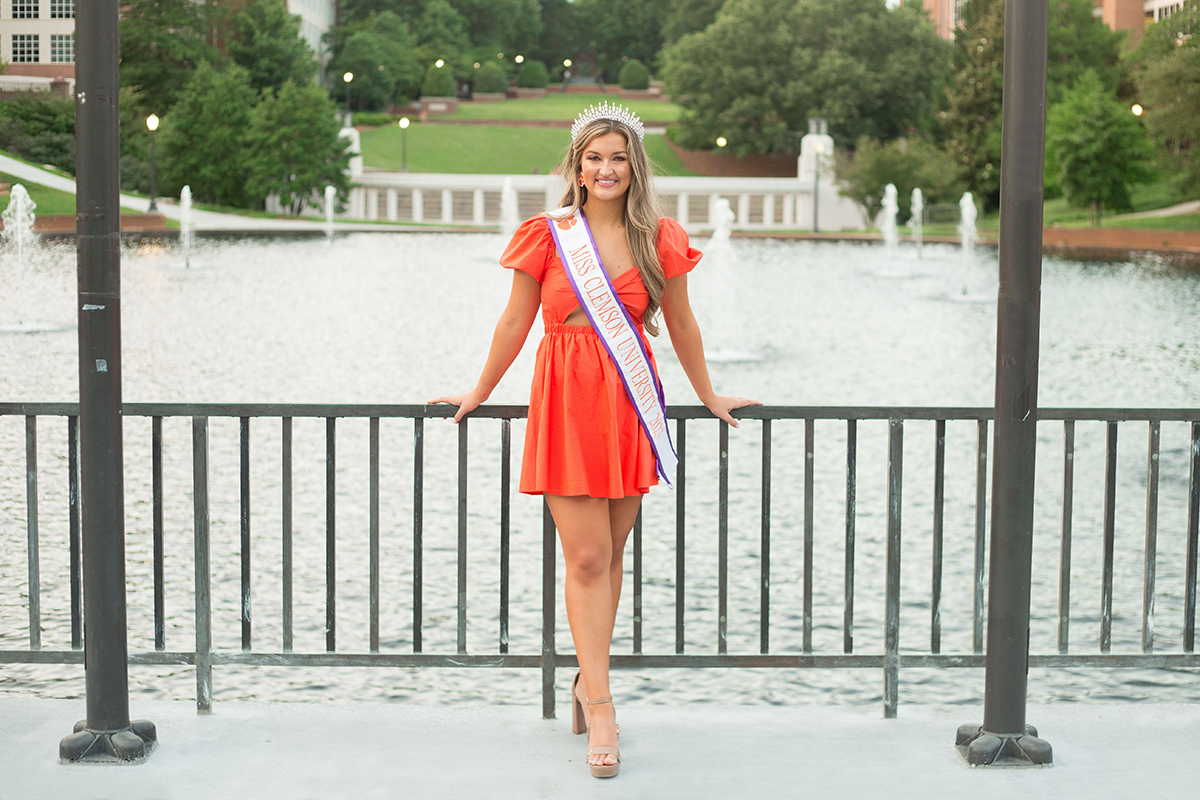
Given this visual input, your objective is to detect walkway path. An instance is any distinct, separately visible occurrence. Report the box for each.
[2,698,1197,799]
[0,154,433,233]
[1117,198,1200,219]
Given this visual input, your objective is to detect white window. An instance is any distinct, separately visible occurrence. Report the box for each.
[50,33,73,63]
[50,0,73,18]
[12,0,38,18]
[12,34,40,63]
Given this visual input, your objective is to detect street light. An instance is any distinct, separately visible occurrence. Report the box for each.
[399,117,410,172]
[343,71,354,122]
[564,59,572,67]
[1131,103,1144,116]
[146,114,159,213]
[715,136,727,177]
[435,59,445,68]
[515,55,524,64]
[812,140,824,234]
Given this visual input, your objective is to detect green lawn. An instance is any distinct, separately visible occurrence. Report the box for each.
[443,94,680,123]
[360,123,695,176]
[0,172,78,215]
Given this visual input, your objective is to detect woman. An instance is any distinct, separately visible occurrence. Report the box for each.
[431,103,759,778]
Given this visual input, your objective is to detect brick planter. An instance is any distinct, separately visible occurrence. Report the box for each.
[4,214,169,234]
[618,88,662,100]
[470,93,506,103]
[420,96,459,116]
[515,88,547,99]
[1043,226,1200,255]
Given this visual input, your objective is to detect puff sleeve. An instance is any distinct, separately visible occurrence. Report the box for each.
[656,217,702,279]
[500,216,554,283]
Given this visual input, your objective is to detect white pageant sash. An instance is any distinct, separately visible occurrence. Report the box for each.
[546,208,678,486]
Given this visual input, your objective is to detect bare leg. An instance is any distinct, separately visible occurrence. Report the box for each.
[547,494,637,769]
[607,495,642,622]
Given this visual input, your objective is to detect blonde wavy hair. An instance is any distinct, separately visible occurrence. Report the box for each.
[554,119,667,336]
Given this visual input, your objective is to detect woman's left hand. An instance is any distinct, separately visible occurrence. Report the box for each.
[703,395,763,428]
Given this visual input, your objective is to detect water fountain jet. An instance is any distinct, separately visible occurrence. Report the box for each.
[324,185,336,246]
[909,188,924,258]
[958,192,977,295]
[180,186,194,267]
[701,198,761,363]
[880,184,899,254]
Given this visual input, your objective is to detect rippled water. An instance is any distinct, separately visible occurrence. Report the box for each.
[2,233,1199,708]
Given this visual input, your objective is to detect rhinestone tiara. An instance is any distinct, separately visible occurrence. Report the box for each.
[570,101,644,142]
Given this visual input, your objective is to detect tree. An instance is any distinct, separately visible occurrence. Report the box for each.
[1134,1,1200,194]
[1046,72,1155,224]
[119,0,216,114]
[228,0,319,94]
[245,81,351,215]
[940,0,1004,208]
[836,136,963,226]
[661,0,951,156]
[661,0,726,44]
[158,62,258,207]
[942,0,1127,208]
[517,59,549,89]
[422,61,457,97]
[413,0,473,76]
[325,12,423,109]
[619,59,650,90]
[573,0,671,74]
[1138,45,1200,194]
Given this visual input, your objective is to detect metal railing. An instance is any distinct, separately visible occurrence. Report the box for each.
[1,403,1198,718]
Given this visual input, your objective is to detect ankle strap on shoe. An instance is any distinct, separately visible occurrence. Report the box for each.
[586,696,612,705]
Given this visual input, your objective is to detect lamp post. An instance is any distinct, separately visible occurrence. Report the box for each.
[812,140,824,234]
[1131,103,1144,116]
[343,71,354,124]
[716,136,727,177]
[146,114,159,213]
[399,117,410,172]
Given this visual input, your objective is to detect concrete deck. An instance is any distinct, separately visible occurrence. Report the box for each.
[2,699,1197,799]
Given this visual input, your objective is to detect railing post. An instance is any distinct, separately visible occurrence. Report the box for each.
[541,500,557,719]
[59,0,156,762]
[957,0,1053,765]
[192,417,213,714]
[883,419,902,718]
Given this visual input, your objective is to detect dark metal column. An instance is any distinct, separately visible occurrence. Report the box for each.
[59,0,156,764]
[956,0,1052,767]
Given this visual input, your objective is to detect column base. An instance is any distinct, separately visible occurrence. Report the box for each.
[60,719,157,764]
[956,723,1052,767]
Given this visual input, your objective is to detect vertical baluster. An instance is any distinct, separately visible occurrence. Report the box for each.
[1101,421,1118,653]
[282,418,293,652]
[760,419,771,655]
[1058,420,1075,654]
[718,421,729,655]
[675,419,687,654]
[240,416,251,651]
[369,417,380,653]
[69,416,82,650]
[413,417,424,653]
[1184,422,1199,652]
[152,416,165,651]
[500,419,511,654]
[542,500,557,719]
[457,419,468,655]
[931,420,946,654]
[326,417,336,653]
[193,417,212,713]
[844,420,857,654]
[803,419,814,654]
[884,419,903,719]
[25,416,40,650]
[633,509,643,654]
[973,419,988,654]
[1143,421,1160,653]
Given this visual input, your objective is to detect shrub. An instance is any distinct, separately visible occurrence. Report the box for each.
[517,59,548,89]
[353,112,397,127]
[422,62,457,97]
[618,59,650,90]
[474,61,508,94]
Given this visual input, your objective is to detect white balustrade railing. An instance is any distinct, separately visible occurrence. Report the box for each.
[348,172,863,232]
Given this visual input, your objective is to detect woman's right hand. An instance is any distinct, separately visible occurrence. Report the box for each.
[428,387,488,423]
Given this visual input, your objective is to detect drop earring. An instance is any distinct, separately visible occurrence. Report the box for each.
[579,175,586,187]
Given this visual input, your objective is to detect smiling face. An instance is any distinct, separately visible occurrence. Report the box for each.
[579,131,633,204]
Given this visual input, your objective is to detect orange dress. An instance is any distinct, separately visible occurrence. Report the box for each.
[501,215,702,498]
